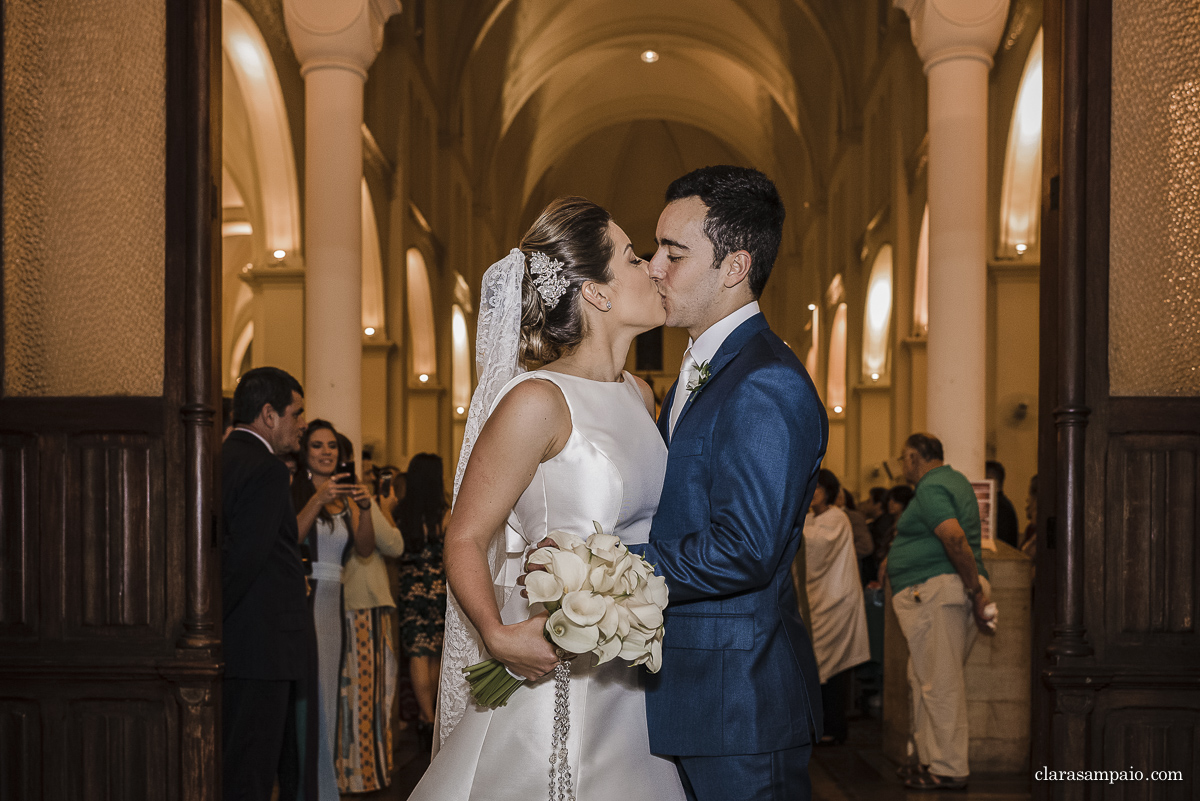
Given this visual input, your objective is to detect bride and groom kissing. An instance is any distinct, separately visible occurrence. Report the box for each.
[410,166,829,801]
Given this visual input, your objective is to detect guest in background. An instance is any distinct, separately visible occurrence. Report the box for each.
[865,486,891,547]
[337,461,405,793]
[292,420,376,800]
[394,453,450,752]
[887,434,992,790]
[221,367,314,800]
[985,460,1020,549]
[836,488,874,563]
[805,469,871,745]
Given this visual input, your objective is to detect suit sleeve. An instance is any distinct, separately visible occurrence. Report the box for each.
[222,460,293,615]
[634,370,826,603]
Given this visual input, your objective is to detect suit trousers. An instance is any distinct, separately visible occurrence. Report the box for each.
[223,678,296,801]
[891,572,990,778]
[675,744,813,801]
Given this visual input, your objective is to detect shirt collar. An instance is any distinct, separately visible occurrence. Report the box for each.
[236,426,274,454]
[687,301,760,367]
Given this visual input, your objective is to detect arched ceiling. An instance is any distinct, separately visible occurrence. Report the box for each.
[451,0,851,228]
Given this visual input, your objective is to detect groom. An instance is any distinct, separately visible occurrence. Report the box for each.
[633,166,828,801]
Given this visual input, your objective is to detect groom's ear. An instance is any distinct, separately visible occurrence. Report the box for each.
[722,251,752,289]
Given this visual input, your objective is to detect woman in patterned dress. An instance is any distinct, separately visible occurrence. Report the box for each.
[393,452,450,750]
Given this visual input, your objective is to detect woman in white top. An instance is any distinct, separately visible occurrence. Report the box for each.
[803,468,870,745]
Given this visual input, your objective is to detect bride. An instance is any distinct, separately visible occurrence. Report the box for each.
[407,197,687,801]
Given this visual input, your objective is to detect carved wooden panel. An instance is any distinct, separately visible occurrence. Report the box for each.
[0,435,38,639]
[66,699,170,800]
[1102,706,1199,800]
[1106,435,1199,651]
[0,700,41,800]
[62,434,166,639]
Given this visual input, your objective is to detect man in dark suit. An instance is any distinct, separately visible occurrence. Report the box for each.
[634,166,828,801]
[222,366,309,800]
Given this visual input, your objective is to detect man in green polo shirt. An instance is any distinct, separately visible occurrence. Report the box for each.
[885,433,993,790]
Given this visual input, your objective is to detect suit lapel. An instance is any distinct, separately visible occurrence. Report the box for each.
[672,313,769,434]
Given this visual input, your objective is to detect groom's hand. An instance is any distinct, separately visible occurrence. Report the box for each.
[518,537,560,598]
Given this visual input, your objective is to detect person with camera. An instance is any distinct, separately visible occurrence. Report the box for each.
[291,420,376,800]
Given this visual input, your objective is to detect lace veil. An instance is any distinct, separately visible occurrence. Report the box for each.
[434,248,527,751]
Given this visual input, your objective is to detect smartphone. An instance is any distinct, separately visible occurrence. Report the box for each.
[378,472,393,498]
[335,460,357,485]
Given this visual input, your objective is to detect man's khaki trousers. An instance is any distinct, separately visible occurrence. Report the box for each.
[892,572,990,778]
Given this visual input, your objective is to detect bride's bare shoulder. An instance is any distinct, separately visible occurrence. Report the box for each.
[490,376,571,429]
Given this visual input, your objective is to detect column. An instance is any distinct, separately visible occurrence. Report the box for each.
[896,0,1009,479]
[241,263,306,383]
[284,0,400,455]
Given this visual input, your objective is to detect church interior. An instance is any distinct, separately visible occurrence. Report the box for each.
[2,0,1198,798]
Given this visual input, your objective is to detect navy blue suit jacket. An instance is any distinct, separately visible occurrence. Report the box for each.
[632,313,827,756]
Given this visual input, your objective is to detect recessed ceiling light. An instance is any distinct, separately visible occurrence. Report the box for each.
[641,50,659,64]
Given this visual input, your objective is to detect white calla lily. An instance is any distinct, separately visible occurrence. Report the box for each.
[641,574,668,608]
[593,634,622,665]
[587,531,623,563]
[561,591,607,627]
[525,570,564,604]
[626,602,664,630]
[547,608,601,654]
[597,597,621,639]
[548,549,589,593]
[589,565,616,594]
[617,628,650,661]
[527,547,556,566]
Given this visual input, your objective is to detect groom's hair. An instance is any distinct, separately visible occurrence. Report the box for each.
[665,166,785,298]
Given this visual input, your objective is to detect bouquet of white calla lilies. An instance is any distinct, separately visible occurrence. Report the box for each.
[462,521,668,708]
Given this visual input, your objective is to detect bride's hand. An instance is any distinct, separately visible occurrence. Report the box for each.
[518,537,560,599]
[484,613,561,680]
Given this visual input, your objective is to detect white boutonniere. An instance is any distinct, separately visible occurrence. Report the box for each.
[686,360,712,394]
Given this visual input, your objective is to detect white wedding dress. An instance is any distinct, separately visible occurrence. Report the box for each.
[408,369,686,801]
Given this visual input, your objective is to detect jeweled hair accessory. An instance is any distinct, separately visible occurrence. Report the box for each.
[529,250,569,308]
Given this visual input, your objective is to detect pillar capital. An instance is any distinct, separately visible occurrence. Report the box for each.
[284,0,401,79]
[894,0,1009,72]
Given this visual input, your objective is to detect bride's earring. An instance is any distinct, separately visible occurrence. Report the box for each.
[605,299,612,310]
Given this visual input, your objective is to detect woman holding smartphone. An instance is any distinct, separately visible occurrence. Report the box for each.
[292,419,375,799]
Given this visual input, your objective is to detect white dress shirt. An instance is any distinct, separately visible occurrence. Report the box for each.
[235,426,274,454]
[667,301,761,438]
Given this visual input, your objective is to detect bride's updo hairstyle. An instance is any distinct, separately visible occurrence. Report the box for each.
[518,196,614,367]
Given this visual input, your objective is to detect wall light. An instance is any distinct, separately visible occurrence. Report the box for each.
[808,304,817,311]
[273,249,286,259]
[871,373,880,381]
[833,405,844,414]
[641,50,659,63]
[418,374,429,383]
[456,406,466,415]
[1015,243,1028,254]
[364,327,375,336]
